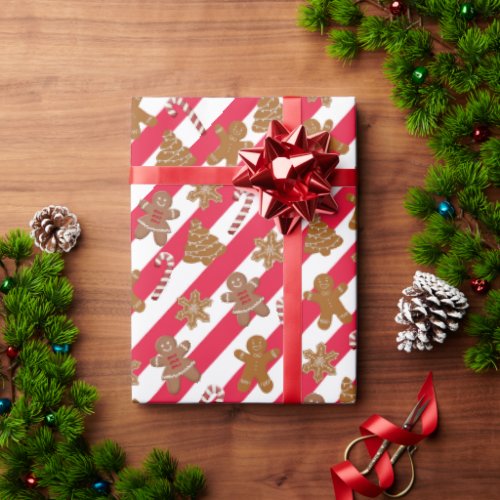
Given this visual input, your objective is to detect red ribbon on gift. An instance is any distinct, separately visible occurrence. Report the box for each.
[233,119,340,235]
[331,372,438,499]
[130,97,357,403]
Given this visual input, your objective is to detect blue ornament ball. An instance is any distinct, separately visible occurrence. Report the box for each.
[92,480,111,494]
[437,200,455,219]
[0,398,12,415]
[52,343,71,354]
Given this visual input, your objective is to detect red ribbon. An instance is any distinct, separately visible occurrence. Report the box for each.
[130,97,357,404]
[331,372,438,499]
[233,120,340,235]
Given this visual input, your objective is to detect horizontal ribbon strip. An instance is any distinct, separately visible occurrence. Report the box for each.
[130,165,357,188]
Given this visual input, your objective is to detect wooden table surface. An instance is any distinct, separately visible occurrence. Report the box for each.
[1,1,498,499]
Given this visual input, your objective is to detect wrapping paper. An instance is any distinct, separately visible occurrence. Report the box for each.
[130,97,357,404]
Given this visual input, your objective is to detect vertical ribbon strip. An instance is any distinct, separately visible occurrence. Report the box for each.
[282,97,303,403]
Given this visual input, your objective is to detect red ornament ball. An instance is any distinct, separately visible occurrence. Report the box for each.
[6,346,18,359]
[389,0,406,15]
[471,278,490,294]
[472,124,490,143]
[25,473,38,488]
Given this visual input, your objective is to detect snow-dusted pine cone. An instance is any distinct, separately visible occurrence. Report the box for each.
[395,271,469,353]
[30,205,81,253]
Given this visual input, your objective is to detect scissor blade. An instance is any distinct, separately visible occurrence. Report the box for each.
[403,398,429,430]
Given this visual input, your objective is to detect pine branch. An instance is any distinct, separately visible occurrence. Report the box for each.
[285,0,499,373]
[0,230,207,497]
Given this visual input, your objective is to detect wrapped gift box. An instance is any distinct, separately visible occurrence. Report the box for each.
[130,97,357,404]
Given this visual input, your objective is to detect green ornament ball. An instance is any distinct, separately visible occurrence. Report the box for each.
[0,277,15,294]
[459,3,476,20]
[411,66,428,85]
[44,413,57,427]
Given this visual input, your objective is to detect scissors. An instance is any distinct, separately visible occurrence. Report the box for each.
[343,396,430,498]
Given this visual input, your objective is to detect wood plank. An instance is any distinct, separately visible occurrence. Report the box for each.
[0,1,497,498]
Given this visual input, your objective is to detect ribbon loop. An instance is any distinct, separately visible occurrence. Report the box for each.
[331,373,438,499]
[233,119,340,235]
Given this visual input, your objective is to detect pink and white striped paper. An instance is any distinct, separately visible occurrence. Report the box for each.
[131,97,357,404]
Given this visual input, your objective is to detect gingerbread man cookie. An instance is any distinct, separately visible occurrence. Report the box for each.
[303,118,333,135]
[131,269,145,313]
[234,335,280,393]
[303,118,350,155]
[207,121,253,165]
[135,191,180,247]
[304,274,353,330]
[339,377,356,403]
[221,272,270,327]
[150,336,201,394]
[131,360,141,386]
[131,97,157,139]
[304,393,325,404]
[346,193,356,230]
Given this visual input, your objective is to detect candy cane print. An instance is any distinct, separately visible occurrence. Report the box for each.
[165,97,206,135]
[276,297,284,323]
[200,385,225,403]
[349,330,357,349]
[151,252,175,301]
[228,191,255,235]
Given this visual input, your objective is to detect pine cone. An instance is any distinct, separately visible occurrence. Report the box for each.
[395,271,469,353]
[30,205,81,253]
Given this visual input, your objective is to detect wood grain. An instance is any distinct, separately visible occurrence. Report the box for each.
[1,1,498,498]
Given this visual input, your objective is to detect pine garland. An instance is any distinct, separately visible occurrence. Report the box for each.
[298,0,499,371]
[0,230,206,499]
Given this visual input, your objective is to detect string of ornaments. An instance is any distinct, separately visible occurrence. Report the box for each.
[0,207,105,492]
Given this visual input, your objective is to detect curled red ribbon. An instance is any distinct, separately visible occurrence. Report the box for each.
[331,372,438,499]
[233,120,340,235]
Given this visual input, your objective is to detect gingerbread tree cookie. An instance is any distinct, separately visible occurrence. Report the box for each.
[234,335,280,393]
[183,219,226,266]
[305,216,343,256]
[176,290,212,330]
[187,185,223,210]
[302,342,338,383]
[150,336,201,394]
[135,191,180,246]
[131,269,145,313]
[207,121,253,165]
[155,130,197,166]
[221,272,270,327]
[346,193,356,230]
[304,273,353,330]
[131,97,157,140]
[339,377,356,403]
[252,230,283,270]
[252,97,282,132]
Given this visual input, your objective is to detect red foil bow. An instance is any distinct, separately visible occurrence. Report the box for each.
[233,120,340,235]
